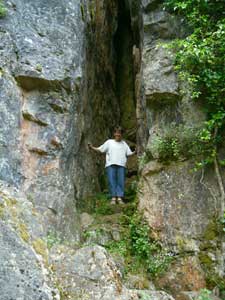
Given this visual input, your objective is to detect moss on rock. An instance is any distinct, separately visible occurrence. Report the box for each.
[198,253,213,267]
[202,220,219,241]
[0,203,4,218]
[32,238,48,265]
[198,219,225,293]
[18,222,30,243]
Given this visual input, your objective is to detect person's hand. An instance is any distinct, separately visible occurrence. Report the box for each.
[88,142,93,150]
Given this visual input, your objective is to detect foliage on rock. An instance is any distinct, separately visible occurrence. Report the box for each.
[164,0,225,169]
[138,123,214,165]
[150,124,202,162]
[104,199,174,279]
[197,288,214,300]
[0,0,7,17]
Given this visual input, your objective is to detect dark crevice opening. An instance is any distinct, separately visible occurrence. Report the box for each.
[113,0,137,143]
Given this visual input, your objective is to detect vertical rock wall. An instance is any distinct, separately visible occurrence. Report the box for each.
[0,0,138,239]
[137,0,224,296]
[0,0,107,240]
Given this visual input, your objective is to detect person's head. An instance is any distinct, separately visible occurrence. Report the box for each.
[113,126,123,141]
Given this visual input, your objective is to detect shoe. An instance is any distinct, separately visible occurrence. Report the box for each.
[117,197,124,204]
[110,197,116,205]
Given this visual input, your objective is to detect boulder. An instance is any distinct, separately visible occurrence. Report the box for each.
[138,161,220,246]
[50,244,175,300]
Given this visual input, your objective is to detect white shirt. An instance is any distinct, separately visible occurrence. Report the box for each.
[97,139,134,168]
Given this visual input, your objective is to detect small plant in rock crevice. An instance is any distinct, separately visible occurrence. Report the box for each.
[138,149,153,169]
[46,230,61,249]
[222,211,225,233]
[106,211,174,279]
[0,0,7,17]
[93,193,113,215]
[137,291,152,300]
[197,289,213,300]
[139,124,211,165]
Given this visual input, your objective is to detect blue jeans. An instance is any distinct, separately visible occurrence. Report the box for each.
[106,165,126,198]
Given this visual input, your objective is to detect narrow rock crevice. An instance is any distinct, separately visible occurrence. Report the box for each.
[113,0,137,142]
[82,0,140,193]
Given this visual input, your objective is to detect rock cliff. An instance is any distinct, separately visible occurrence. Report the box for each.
[0,0,90,240]
[0,0,224,299]
[137,1,224,297]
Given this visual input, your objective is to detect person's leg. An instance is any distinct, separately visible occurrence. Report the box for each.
[116,166,126,203]
[106,165,117,204]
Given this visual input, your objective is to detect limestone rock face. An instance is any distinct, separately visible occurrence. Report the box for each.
[50,244,175,300]
[0,0,224,299]
[139,161,220,247]
[143,45,180,105]
[0,0,102,239]
[137,0,224,296]
[0,181,58,300]
[155,256,206,296]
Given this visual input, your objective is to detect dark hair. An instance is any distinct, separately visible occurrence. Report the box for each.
[114,126,124,134]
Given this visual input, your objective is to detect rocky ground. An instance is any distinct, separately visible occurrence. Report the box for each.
[0,179,174,300]
[1,178,222,300]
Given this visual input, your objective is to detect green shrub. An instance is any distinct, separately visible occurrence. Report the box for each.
[152,135,180,162]
[129,213,153,258]
[164,0,225,167]
[93,193,113,215]
[0,1,7,17]
[106,212,174,278]
[150,124,205,162]
[128,213,174,277]
[106,239,127,257]
[138,124,214,165]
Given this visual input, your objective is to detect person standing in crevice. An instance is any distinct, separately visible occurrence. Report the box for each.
[88,126,136,205]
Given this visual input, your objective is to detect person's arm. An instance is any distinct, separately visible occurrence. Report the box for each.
[88,143,102,153]
[88,140,109,154]
[126,143,136,157]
